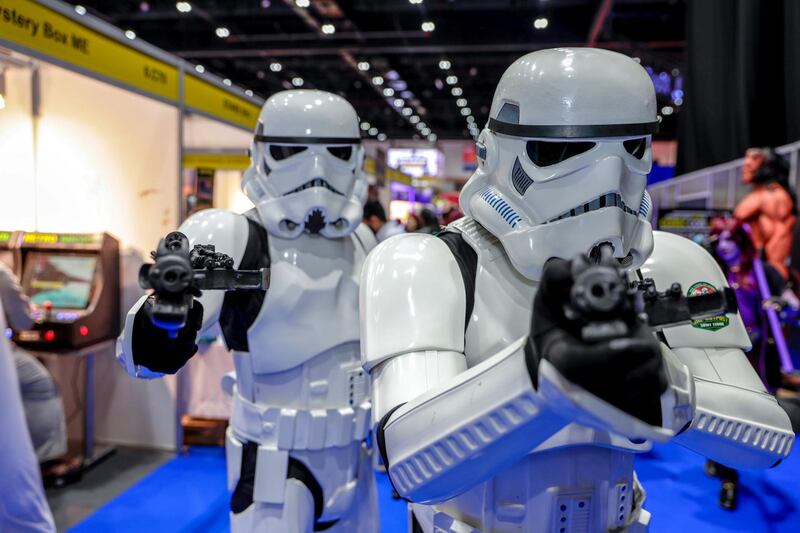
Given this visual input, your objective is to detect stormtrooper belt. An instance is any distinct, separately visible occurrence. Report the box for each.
[231,389,371,450]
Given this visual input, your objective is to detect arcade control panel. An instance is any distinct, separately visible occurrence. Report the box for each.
[11,232,120,353]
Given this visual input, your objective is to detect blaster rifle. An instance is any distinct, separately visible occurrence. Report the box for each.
[565,243,738,342]
[138,231,270,336]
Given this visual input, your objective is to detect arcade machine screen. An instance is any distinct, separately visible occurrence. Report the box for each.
[22,253,97,309]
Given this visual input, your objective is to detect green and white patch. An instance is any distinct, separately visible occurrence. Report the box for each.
[686,281,730,331]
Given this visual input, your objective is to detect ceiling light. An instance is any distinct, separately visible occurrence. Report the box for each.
[534,17,548,29]
[421,21,435,32]
[195,64,205,73]
[245,89,254,96]
[369,127,378,135]
[361,122,370,130]
[402,108,413,116]
[428,134,437,142]
[270,62,282,72]
[393,98,404,108]
[386,70,400,81]
[467,116,476,124]
[175,2,191,13]
[409,0,423,4]
[215,27,230,38]
[358,61,370,71]
[222,78,232,86]
[461,107,471,116]
[421,127,431,135]
[417,122,427,130]
[438,60,451,70]
[321,24,335,35]
[410,115,420,124]
[377,133,388,141]
[451,87,463,96]
[292,77,304,87]
[446,75,458,85]
[295,0,310,7]
[261,0,271,6]
[456,98,467,107]
[372,76,384,85]
[661,106,674,115]
[383,87,395,97]
[74,5,87,15]
[400,90,413,99]
[124,30,136,40]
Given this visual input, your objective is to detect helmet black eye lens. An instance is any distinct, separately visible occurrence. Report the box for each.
[269,145,308,161]
[526,141,595,167]
[327,146,353,161]
[624,138,647,159]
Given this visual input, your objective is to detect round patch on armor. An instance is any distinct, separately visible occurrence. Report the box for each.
[687,282,730,331]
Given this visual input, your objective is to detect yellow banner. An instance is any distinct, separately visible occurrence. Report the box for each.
[184,75,260,130]
[0,0,179,101]
[386,167,412,186]
[183,153,251,170]
[364,158,376,175]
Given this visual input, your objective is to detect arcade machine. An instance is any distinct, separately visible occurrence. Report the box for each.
[12,231,121,474]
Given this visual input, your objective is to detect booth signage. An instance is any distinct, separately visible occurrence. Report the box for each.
[0,0,179,101]
[184,75,260,130]
[183,153,251,170]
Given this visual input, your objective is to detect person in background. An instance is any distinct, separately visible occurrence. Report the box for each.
[0,262,69,484]
[363,199,405,242]
[404,212,423,233]
[704,217,800,510]
[734,147,797,279]
[418,209,441,234]
[0,290,56,532]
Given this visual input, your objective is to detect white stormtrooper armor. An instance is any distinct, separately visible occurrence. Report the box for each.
[118,90,378,533]
[361,49,794,533]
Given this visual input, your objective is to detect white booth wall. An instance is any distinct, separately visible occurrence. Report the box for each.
[0,59,182,450]
[0,66,36,228]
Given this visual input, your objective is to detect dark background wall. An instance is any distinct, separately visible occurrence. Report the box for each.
[677,0,800,173]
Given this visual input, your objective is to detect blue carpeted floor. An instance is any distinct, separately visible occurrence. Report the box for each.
[70,443,800,532]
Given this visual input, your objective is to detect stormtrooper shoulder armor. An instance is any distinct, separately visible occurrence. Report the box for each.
[178,208,252,263]
[360,233,467,371]
[641,230,750,349]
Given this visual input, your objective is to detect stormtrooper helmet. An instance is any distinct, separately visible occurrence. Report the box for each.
[242,90,367,239]
[460,48,657,280]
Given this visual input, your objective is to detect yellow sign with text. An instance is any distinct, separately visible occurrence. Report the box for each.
[184,75,260,130]
[183,153,251,170]
[0,0,179,101]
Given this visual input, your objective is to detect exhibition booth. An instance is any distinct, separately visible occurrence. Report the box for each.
[0,0,260,452]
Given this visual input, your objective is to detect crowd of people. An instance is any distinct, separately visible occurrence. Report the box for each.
[361,199,463,242]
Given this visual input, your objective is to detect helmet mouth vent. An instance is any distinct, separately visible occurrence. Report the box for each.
[544,192,638,224]
[284,178,344,196]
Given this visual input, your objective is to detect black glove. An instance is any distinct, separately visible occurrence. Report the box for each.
[131,298,204,374]
[529,257,667,427]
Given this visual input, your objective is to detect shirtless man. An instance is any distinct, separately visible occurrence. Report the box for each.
[734,147,797,279]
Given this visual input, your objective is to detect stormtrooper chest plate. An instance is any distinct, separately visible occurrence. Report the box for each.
[244,231,366,374]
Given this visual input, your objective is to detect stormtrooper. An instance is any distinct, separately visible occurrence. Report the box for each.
[118,90,378,533]
[361,49,794,533]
